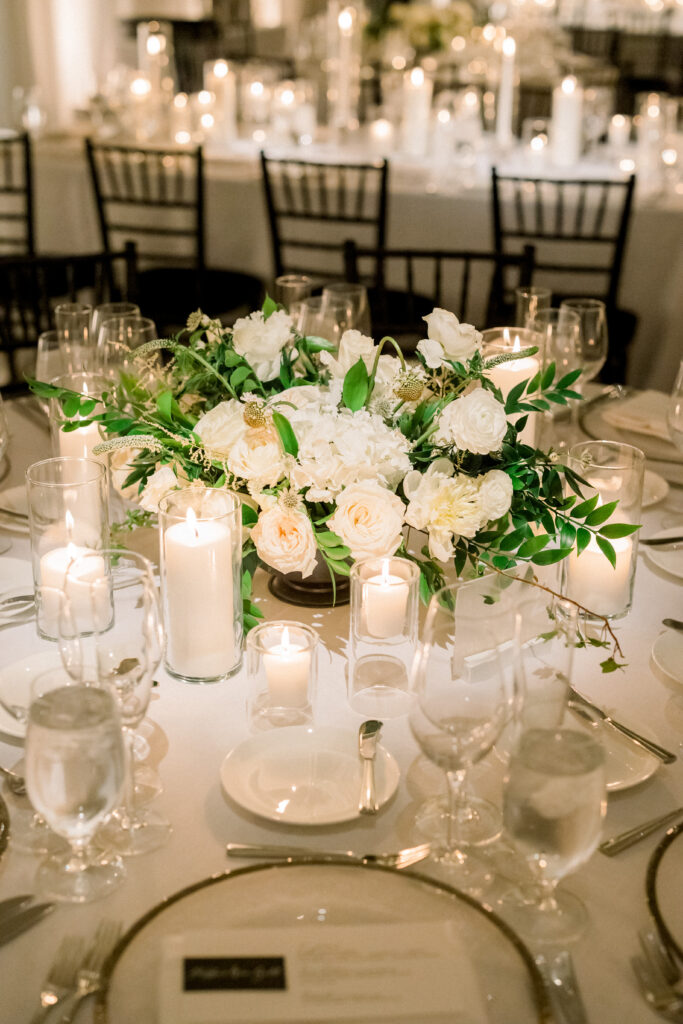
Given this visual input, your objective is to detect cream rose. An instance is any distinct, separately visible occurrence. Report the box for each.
[231,309,293,381]
[479,470,513,522]
[423,308,482,364]
[320,329,376,379]
[252,506,318,577]
[434,389,508,455]
[227,429,286,492]
[138,465,182,512]
[328,481,405,561]
[194,400,247,458]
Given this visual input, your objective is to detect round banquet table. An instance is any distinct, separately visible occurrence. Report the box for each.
[0,393,682,1023]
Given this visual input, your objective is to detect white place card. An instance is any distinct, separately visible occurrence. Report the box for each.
[158,922,488,1023]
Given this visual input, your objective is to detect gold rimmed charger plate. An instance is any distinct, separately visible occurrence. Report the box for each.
[94,859,552,1023]
[646,820,683,962]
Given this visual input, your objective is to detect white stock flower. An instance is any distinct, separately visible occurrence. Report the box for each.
[478,469,513,522]
[320,329,375,379]
[328,481,405,561]
[139,465,182,513]
[231,309,293,381]
[423,308,482,364]
[434,389,508,455]
[404,462,483,562]
[227,429,286,492]
[251,506,318,577]
[417,337,445,369]
[194,400,247,458]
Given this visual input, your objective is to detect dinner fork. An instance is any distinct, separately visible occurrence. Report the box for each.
[56,920,123,1023]
[633,930,683,1023]
[30,936,85,1023]
[226,841,431,869]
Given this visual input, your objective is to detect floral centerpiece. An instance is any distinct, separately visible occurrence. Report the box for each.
[33,300,637,668]
[366,1,476,59]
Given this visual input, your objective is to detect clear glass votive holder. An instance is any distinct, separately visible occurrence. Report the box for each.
[274,274,313,310]
[247,621,318,731]
[481,327,544,445]
[159,488,242,684]
[562,441,644,621]
[26,457,109,641]
[348,556,419,718]
[48,372,109,461]
[514,286,552,328]
[54,302,94,373]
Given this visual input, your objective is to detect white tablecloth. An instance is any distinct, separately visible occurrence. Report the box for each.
[29,135,683,393]
[0,395,682,1022]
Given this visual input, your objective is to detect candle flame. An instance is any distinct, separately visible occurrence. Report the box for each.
[146,34,163,56]
[175,130,191,144]
[281,626,291,653]
[131,76,151,97]
[338,8,353,33]
[213,60,229,78]
[250,81,264,97]
[513,336,522,353]
[502,37,516,57]
[198,90,213,106]
[173,92,188,109]
[200,113,214,129]
[186,506,199,539]
[612,114,625,128]
[410,67,425,87]
[561,76,577,96]
[280,88,295,106]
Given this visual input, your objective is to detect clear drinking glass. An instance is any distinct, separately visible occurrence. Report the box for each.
[35,331,67,409]
[48,372,109,461]
[500,701,607,944]
[514,286,552,328]
[63,548,170,856]
[92,302,141,344]
[295,295,353,345]
[408,579,515,892]
[667,360,683,453]
[322,282,372,334]
[529,308,582,379]
[54,302,94,373]
[25,668,126,902]
[274,274,312,310]
[97,316,159,382]
[559,298,608,383]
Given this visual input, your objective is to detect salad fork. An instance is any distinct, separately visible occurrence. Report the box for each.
[226,841,431,869]
[30,936,85,1023]
[56,920,123,1023]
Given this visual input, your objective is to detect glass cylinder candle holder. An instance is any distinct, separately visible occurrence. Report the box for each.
[348,556,419,718]
[159,488,242,683]
[562,441,644,621]
[26,457,109,641]
[481,327,544,446]
[247,621,318,731]
[48,372,109,462]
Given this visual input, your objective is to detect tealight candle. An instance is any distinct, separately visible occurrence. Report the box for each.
[608,113,631,149]
[482,328,541,445]
[262,626,311,707]
[364,559,410,639]
[551,75,583,167]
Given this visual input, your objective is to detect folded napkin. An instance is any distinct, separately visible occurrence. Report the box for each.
[602,390,672,441]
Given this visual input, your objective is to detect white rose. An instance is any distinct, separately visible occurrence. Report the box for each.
[252,506,318,577]
[423,308,482,364]
[231,309,293,381]
[328,481,405,561]
[194,400,247,458]
[417,337,445,369]
[139,465,181,512]
[320,329,376,379]
[227,429,286,491]
[435,389,508,455]
[405,464,483,562]
[479,470,513,521]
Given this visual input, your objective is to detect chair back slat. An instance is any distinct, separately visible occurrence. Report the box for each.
[0,133,34,255]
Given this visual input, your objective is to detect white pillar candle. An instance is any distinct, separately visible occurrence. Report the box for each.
[551,75,583,167]
[369,117,394,155]
[242,79,271,123]
[608,114,631,149]
[401,66,434,157]
[163,508,234,679]
[39,542,108,634]
[363,561,409,639]
[204,60,236,141]
[486,331,540,445]
[495,37,516,148]
[565,535,633,617]
[57,420,103,462]
[263,626,311,707]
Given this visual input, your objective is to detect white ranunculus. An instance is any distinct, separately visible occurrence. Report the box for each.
[417,337,445,369]
[434,389,508,455]
[231,309,293,381]
[139,465,181,512]
[194,400,247,458]
[479,469,513,522]
[328,481,405,561]
[320,328,376,379]
[423,308,482,364]
[252,506,318,577]
[227,429,286,492]
[405,464,483,562]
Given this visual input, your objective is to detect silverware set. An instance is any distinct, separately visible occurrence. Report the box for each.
[30,920,122,1024]
[570,687,677,765]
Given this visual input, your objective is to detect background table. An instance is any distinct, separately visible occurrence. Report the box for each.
[0,394,682,1022]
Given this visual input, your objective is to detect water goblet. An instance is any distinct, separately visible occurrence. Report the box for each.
[34,331,67,407]
[25,667,126,902]
[514,286,551,328]
[667,360,683,453]
[54,302,93,373]
[296,295,352,345]
[559,298,608,384]
[274,274,312,310]
[499,701,607,945]
[91,301,141,344]
[321,282,372,334]
[65,548,171,855]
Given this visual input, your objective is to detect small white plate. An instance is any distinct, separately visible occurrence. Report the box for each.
[220,726,400,826]
[652,630,683,686]
[643,527,683,581]
[0,651,65,739]
[642,470,670,509]
[602,722,660,791]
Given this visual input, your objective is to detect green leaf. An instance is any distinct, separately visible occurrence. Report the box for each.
[504,379,527,413]
[80,398,97,417]
[584,501,618,527]
[573,494,599,519]
[419,571,431,605]
[576,527,592,555]
[598,523,640,539]
[555,368,583,389]
[62,395,81,418]
[303,335,337,353]
[316,530,345,548]
[241,569,252,599]
[531,547,573,565]
[262,294,278,320]
[342,358,369,412]
[559,521,576,549]
[541,361,556,390]
[492,555,515,570]
[271,411,299,457]
[230,366,251,388]
[517,535,550,558]
[241,504,258,526]
[323,557,351,576]
[156,390,174,423]
[499,527,528,552]
[600,656,623,674]
[454,545,467,577]
[596,535,616,568]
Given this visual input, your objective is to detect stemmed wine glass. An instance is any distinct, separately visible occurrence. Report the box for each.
[500,700,607,945]
[25,665,126,902]
[409,579,516,892]
[54,302,93,373]
[91,301,141,344]
[64,548,170,855]
[559,298,609,385]
[321,282,372,334]
[667,360,683,453]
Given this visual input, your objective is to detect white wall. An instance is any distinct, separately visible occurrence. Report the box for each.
[0,0,34,127]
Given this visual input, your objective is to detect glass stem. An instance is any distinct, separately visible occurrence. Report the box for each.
[536,871,559,913]
[445,768,468,857]
[66,836,90,873]
[120,727,137,831]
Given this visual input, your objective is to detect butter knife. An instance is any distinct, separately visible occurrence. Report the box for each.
[641,536,683,547]
[0,902,55,947]
[358,719,382,815]
[570,688,677,764]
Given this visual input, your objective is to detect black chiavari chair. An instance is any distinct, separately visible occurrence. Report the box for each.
[0,132,34,256]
